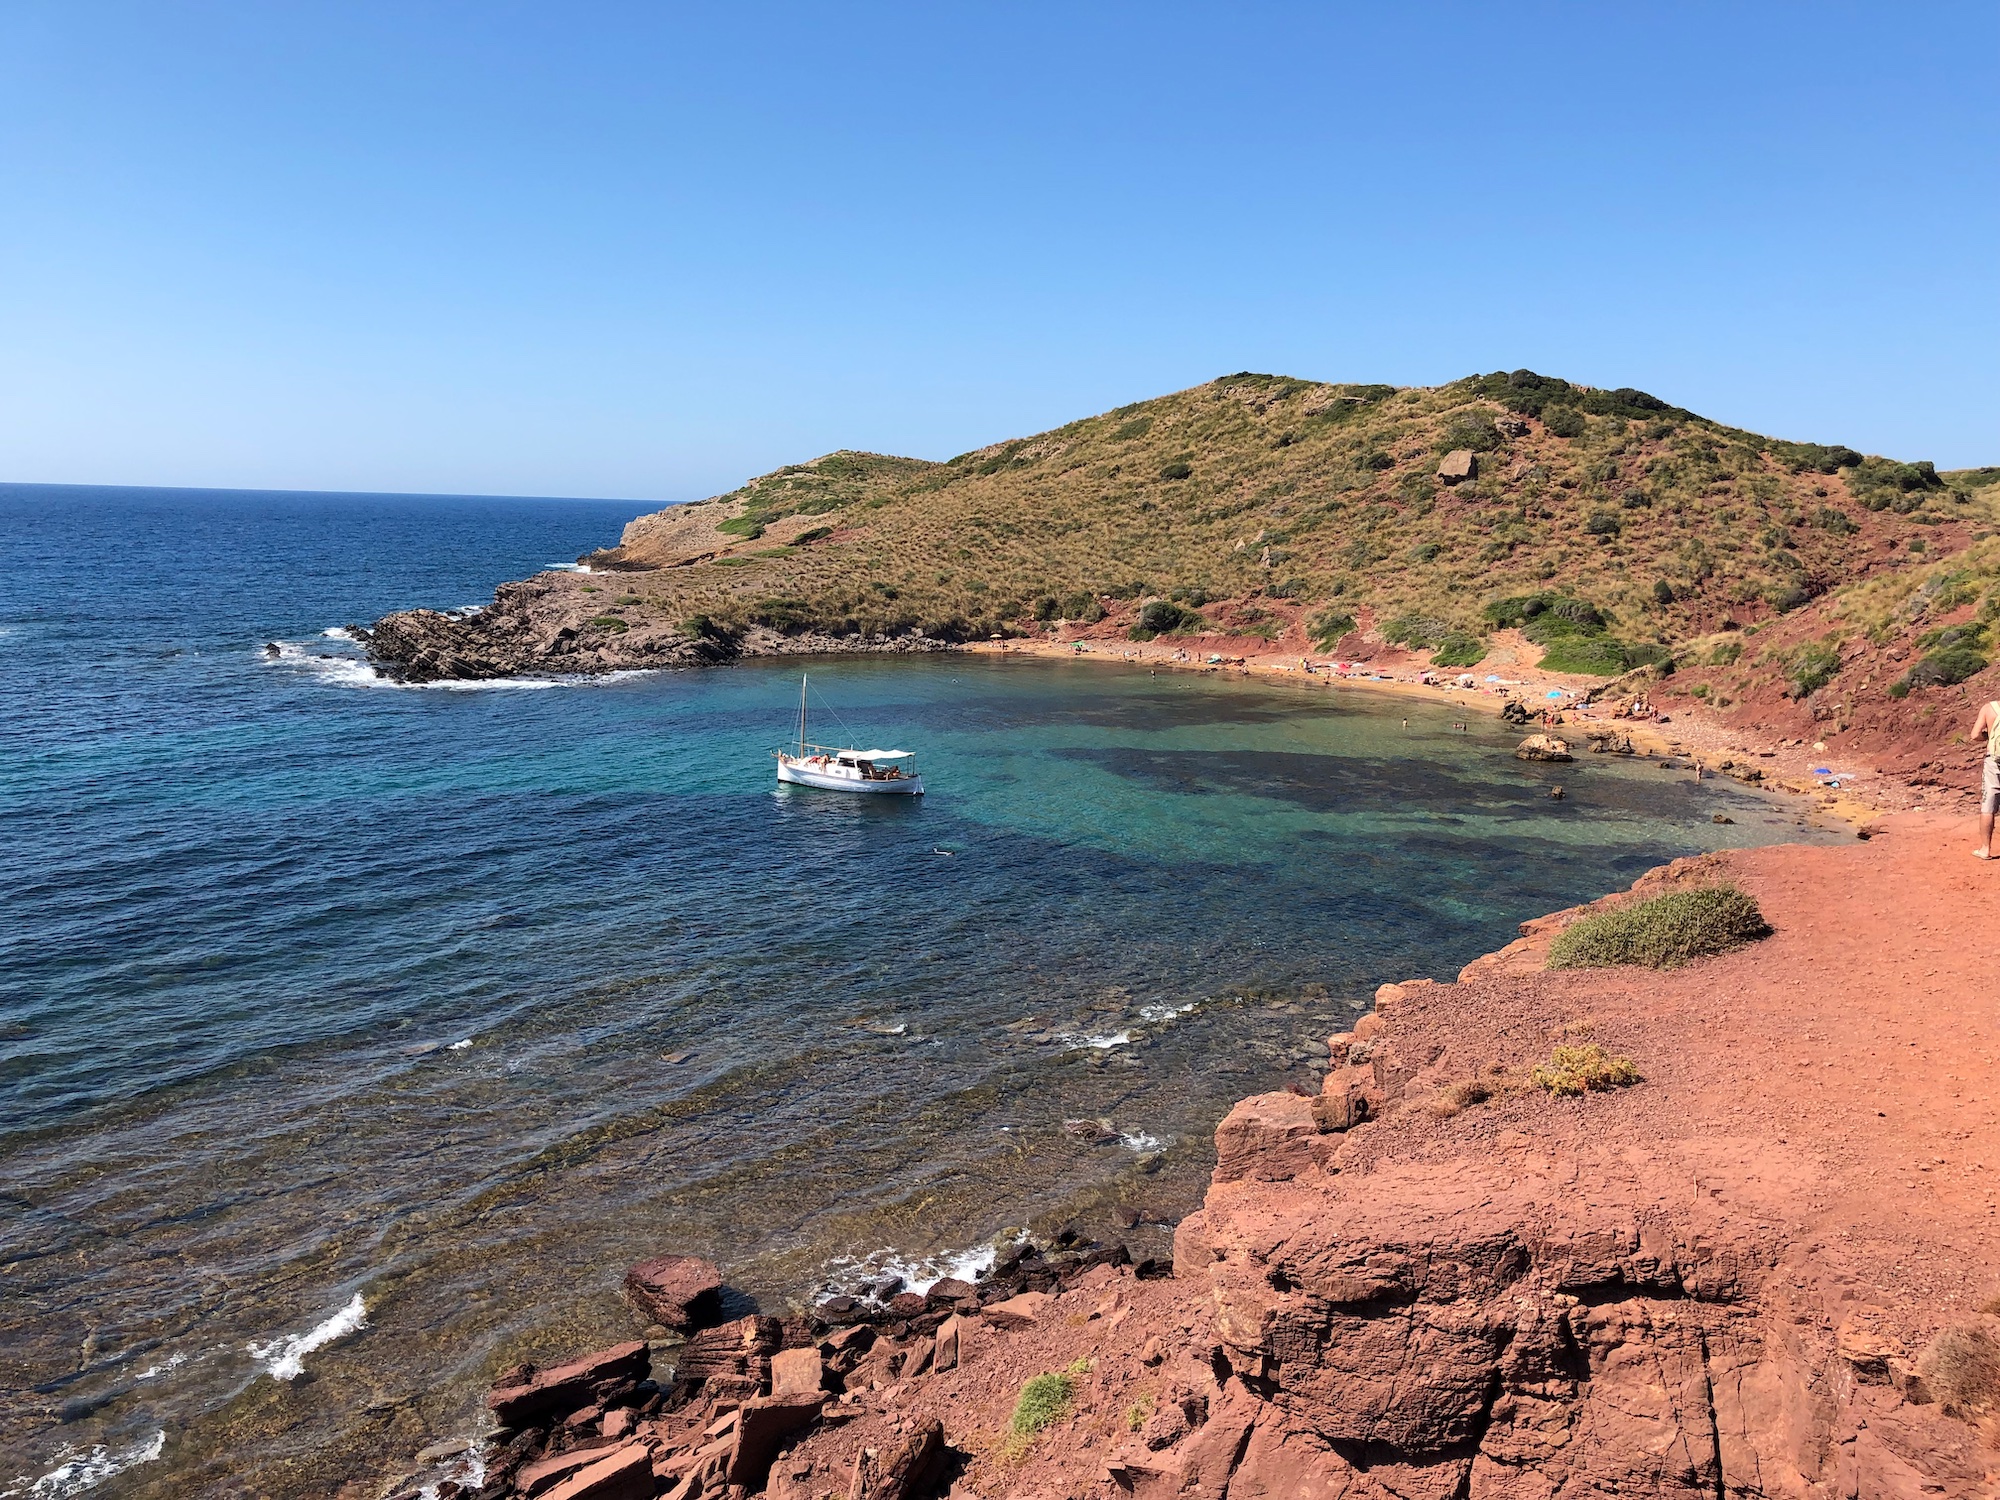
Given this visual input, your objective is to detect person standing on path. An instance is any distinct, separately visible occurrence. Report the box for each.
[1971,698,2000,858]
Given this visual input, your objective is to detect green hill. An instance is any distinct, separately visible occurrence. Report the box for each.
[601,372,1981,651]
[367,371,1989,680]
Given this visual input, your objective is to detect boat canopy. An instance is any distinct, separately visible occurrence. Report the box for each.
[842,749,914,760]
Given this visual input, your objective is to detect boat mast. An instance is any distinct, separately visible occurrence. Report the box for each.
[798,674,807,757]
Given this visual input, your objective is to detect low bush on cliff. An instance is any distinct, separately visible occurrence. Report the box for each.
[1546,884,1770,970]
[1532,1042,1641,1096]
[1128,598,1203,641]
[1308,608,1356,649]
[1008,1369,1076,1445]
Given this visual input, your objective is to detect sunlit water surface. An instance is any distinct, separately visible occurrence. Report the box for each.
[0,484,1839,1497]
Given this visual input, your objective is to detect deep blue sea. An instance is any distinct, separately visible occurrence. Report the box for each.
[0,483,1834,1497]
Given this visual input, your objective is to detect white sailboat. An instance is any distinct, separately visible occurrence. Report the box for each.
[773,675,925,795]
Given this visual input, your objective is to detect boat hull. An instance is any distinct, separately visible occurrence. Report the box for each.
[776,761,924,795]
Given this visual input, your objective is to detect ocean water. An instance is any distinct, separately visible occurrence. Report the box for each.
[0,484,1836,1497]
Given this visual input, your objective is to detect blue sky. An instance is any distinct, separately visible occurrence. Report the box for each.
[1,3,1992,500]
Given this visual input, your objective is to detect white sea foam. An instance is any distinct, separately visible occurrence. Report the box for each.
[1059,1030,1132,1051]
[246,1292,367,1381]
[8,1430,165,1498]
[824,1242,1000,1299]
[546,562,590,574]
[447,1039,472,1051]
[320,626,355,641]
[259,638,653,692]
[1118,1130,1168,1153]
[1137,1001,1196,1023]
[416,1442,488,1500]
[133,1351,186,1380]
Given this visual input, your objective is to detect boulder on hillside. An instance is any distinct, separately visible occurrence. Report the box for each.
[622,1254,723,1332]
[1437,449,1478,484]
[1493,414,1530,438]
[1515,734,1574,762]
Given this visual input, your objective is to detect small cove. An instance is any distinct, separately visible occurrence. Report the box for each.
[0,485,1843,1497]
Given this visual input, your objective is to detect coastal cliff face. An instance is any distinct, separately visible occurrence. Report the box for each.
[429,821,1995,1500]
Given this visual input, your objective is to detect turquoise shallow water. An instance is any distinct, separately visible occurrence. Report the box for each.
[0,484,1836,1497]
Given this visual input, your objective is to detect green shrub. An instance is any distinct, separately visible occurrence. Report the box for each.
[1466,368,1573,417]
[747,597,818,633]
[1358,450,1394,471]
[1786,640,1841,698]
[1547,884,1771,970]
[1060,592,1104,623]
[1536,635,1635,675]
[682,613,739,642]
[1159,461,1193,481]
[1112,416,1153,440]
[589,616,630,634]
[1652,579,1676,605]
[1308,609,1356,648]
[1918,621,1987,652]
[1814,507,1857,535]
[1436,409,1503,453]
[1130,598,1201,640]
[1850,458,1943,513]
[717,515,766,539]
[1585,509,1622,537]
[1544,406,1587,439]
[1532,1043,1641,1096]
[1383,615,1454,648]
[793,526,834,545]
[1011,1372,1075,1437]
[1410,542,1442,563]
[1488,594,1606,637]
[1902,645,1990,690]
[1428,632,1488,667]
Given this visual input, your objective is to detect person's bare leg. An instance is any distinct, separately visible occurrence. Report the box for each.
[1978,807,1995,858]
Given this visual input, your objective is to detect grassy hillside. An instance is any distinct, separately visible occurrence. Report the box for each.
[582,371,1984,671]
[1642,465,2000,784]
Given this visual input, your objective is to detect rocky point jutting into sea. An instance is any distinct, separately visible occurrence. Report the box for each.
[374,814,1996,1500]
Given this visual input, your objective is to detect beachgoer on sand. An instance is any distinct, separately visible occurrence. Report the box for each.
[1971,697,2000,859]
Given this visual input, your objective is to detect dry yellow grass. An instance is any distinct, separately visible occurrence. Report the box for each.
[573,371,1978,664]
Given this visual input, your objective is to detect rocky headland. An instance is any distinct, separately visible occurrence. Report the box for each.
[389,813,1999,1500]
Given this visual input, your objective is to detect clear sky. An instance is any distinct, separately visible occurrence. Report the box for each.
[1,3,1992,501]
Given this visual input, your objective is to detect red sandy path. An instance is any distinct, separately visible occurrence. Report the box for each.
[1454,811,2000,1344]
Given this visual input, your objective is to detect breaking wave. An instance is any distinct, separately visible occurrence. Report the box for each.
[246,1292,367,1381]
[1058,1029,1132,1051]
[7,1430,165,1498]
[257,639,651,692]
[821,1242,1000,1300]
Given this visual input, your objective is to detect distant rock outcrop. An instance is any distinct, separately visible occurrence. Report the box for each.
[1514,732,1573,761]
